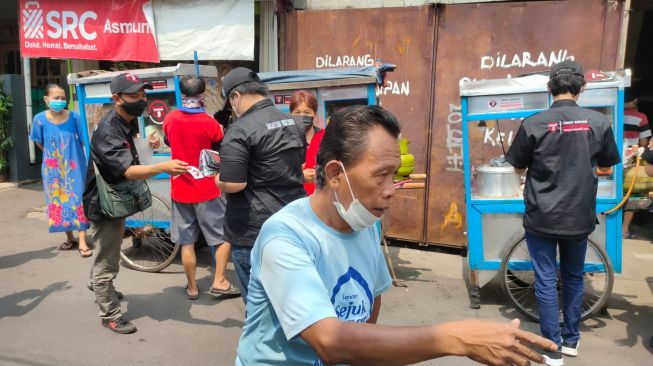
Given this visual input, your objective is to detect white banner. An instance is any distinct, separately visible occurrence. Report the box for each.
[153,0,254,61]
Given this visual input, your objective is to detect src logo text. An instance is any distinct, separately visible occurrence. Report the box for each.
[23,1,98,41]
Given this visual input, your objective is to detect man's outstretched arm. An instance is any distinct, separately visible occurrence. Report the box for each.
[301,317,556,366]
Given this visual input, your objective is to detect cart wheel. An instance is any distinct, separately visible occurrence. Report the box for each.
[121,195,179,272]
[500,237,613,323]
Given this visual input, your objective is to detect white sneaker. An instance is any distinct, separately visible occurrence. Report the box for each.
[561,339,579,357]
[542,350,564,366]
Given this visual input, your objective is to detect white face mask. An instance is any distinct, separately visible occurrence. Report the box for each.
[333,163,380,231]
[230,94,241,118]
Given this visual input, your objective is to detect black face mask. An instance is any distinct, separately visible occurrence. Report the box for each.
[302,115,314,132]
[120,98,147,117]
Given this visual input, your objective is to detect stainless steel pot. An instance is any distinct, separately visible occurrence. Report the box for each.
[476,165,520,198]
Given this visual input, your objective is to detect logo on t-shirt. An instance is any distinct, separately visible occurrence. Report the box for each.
[313,268,375,366]
[547,122,560,133]
[547,120,589,134]
[265,118,296,130]
[330,266,374,323]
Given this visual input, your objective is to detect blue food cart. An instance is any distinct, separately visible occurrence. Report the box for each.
[458,70,631,321]
[68,64,392,272]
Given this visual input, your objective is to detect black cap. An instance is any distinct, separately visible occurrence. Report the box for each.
[221,67,261,98]
[110,73,152,94]
[549,60,584,79]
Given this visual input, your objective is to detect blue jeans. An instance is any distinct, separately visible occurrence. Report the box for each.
[525,231,587,348]
[231,245,253,304]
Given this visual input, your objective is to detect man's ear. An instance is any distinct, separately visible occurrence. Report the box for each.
[112,94,121,104]
[324,160,343,188]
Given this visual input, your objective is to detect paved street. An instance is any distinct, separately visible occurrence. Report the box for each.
[1,183,652,366]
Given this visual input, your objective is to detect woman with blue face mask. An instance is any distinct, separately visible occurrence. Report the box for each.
[30,84,91,258]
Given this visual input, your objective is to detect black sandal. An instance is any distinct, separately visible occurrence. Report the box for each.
[58,241,76,251]
[186,285,200,300]
[209,284,241,297]
[78,247,93,258]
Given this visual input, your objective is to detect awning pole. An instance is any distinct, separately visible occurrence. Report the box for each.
[193,51,200,76]
[23,57,35,164]
[66,60,74,110]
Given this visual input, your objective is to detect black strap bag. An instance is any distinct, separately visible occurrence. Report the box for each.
[93,160,152,219]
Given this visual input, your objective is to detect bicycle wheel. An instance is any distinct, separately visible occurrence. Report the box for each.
[120,195,179,272]
[500,237,613,323]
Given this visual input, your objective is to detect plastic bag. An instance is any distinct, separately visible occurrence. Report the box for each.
[199,149,220,177]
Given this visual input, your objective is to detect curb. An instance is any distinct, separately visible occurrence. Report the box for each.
[0,179,41,191]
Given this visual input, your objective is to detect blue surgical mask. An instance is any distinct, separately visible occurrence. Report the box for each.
[48,99,67,112]
[333,162,381,231]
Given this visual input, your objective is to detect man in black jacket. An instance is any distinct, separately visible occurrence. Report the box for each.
[505,60,621,365]
[84,73,188,334]
[215,68,306,302]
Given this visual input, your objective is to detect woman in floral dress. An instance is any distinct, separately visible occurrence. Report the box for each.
[30,84,91,257]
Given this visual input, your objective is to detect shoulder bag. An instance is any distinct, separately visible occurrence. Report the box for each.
[92,160,152,219]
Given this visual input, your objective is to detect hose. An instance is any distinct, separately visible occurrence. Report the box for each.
[602,152,642,215]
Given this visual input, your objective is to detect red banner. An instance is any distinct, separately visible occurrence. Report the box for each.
[19,0,159,62]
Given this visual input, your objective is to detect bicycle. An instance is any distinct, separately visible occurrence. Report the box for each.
[500,237,613,322]
[120,194,180,272]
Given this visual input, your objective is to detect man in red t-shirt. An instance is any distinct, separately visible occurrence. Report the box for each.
[163,76,240,300]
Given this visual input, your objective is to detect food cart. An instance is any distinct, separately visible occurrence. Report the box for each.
[69,64,393,272]
[458,70,630,321]
[68,64,220,272]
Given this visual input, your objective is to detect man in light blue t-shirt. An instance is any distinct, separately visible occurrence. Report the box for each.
[236,106,556,365]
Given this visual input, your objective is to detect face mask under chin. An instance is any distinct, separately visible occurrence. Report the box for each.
[332,163,380,231]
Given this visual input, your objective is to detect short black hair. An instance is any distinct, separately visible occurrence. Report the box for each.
[179,76,206,97]
[547,73,586,97]
[315,105,401,188]
[228,81,269,99]
[44,83,66,97]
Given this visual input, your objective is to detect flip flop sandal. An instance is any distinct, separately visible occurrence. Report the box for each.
[58,241,75,251]
[78,247,93,258]
[622,232,637,239]
[209,284,241,297]
[186,285,200,300]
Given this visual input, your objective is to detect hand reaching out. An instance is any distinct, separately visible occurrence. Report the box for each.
[162,159,189,176]
[444,318,557,366]
[148,130,161,149]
